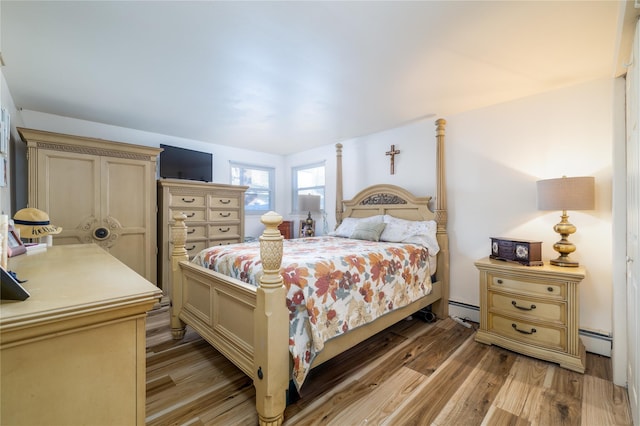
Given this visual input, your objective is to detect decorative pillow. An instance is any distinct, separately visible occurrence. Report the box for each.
[380,215,439,254]
[329,215,384,238]
[350,222,387,242]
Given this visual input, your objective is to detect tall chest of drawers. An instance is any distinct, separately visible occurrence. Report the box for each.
[158,179,248,298]
[474,257,586,373]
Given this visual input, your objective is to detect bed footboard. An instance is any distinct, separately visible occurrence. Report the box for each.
[170,212,289,426]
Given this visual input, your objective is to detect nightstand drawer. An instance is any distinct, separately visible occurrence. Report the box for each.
[169,194,206,207]
[489,292,565,323]
[489,274,565,300]
[169,208,206,222]
[489,314,566,352]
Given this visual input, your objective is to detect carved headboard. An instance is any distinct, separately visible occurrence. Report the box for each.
[342,184,434,222]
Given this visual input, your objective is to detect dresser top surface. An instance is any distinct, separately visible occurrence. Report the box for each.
[475,257,586,279]
[158,178,249,191]
[1,244,161,325]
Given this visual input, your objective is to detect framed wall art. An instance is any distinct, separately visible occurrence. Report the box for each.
[0,108,9,154]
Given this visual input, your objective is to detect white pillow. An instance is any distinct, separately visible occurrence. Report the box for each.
[380,215,440,255]
[329,215,384,238]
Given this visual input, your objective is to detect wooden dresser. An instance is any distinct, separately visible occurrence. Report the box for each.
[18,128,162,284]
[474,257,586,372]
[0,244,162,425]
[157,179,248,296]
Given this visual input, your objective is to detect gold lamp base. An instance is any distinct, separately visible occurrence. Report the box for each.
[304,212,314,237]
[550,210,579,267]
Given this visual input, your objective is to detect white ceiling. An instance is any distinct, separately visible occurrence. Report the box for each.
[0,1,635,155]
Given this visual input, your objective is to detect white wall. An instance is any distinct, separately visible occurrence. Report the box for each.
[18,110,286,237]
[293,78,618,348]
[0,69,26,216]
[286,117,440,236]
[448,78,617,338]
[12,77,621,354]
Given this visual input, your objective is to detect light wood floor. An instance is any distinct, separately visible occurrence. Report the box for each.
[145,306,632,425]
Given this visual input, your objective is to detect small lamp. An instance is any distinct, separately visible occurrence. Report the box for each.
[298,194,321,237]
[537,176,595,267]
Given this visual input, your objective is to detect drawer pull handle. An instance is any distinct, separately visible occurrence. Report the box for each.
[187,229,196,234]
[512,301,536,311]
[547,287,554,292]
[219,227,230,232]
[497,279,503,284]
[186,245,196,251]
[220,199,231,204]
[182,198,196,203]
[219,212,231,218]
[185,212,196,218]
[512,323,536,335]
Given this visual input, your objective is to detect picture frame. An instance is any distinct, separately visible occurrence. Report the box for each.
[0,107,9,154]
[299,219,315,238]
[0,157,6,187]
[7,225,26,257]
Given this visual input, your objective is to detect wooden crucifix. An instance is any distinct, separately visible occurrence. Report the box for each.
[385,144,400,175]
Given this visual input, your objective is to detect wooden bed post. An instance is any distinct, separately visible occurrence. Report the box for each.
[170,213,188,339]
[433,118,450,319]
[254,211,289,426]
[335,143,344,225]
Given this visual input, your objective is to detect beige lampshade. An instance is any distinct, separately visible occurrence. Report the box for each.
[537,176,595,211]
[298,194,321,213]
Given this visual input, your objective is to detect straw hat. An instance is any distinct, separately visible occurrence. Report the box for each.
[13,208,62,238]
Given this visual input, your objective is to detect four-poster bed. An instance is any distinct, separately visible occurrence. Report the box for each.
[169,118,449,425]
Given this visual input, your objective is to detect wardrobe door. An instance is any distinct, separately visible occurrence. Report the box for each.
[35,149,101,245]
[102,156,157,283]
[20,127,161,285]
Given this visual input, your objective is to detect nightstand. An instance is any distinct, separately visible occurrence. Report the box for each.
[277,220,293,239]
[474,257,586,373]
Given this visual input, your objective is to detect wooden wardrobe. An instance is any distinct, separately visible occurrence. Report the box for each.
[18,128,162,284]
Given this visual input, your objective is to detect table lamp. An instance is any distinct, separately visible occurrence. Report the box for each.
[537,176,595,267]
[298,194,321,237]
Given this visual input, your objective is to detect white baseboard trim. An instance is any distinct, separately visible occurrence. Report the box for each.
[447,301,612,357]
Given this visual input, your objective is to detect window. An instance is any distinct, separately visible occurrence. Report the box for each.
[293,162,325,212]
[230,163,275,213]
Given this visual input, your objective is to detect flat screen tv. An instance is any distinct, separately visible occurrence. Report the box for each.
[159,144,213,182]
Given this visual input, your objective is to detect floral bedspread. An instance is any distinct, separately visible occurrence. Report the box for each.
[192,236,433,390]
